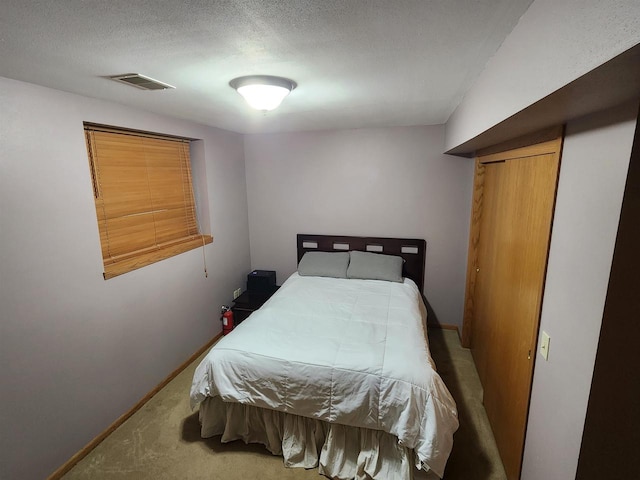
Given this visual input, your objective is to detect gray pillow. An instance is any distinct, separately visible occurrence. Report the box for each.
[347,250,403,283]
[298,251,350,278]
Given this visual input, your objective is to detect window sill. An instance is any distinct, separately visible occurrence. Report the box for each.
[103,235,213,279]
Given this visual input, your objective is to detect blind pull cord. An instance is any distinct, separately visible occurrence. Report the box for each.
[201,234,208,278]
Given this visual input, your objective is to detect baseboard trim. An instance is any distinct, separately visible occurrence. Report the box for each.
[427,323,461,341]
[427,323,459,332]
[428,323,458,332]
[47,332,222,480]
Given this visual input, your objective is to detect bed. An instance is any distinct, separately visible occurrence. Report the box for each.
[190,234,459,479]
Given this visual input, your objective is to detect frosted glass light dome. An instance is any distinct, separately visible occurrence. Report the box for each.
[230,75,296,111]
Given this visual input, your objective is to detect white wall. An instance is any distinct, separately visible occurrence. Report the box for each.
[521,104,638,480]
[441,1,640,474]
[244,125,474,328]
[445,0,640,480]
[0,77,251,479]
[445,0,640,151]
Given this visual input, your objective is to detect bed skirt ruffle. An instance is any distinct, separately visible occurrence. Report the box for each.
[199,397,438,480]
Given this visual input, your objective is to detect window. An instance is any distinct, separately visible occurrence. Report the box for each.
[84,124,212,279]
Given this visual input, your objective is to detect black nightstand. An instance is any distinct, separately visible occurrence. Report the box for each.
[232,286,279,325]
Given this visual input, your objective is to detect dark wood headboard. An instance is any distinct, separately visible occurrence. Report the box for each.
[296,234,426,293]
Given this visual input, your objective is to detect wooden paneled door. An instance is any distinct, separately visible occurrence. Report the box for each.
[462,133,563,480]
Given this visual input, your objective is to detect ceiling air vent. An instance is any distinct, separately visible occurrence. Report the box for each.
[109,73,175,91]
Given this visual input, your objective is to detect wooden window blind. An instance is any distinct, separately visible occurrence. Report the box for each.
[84,125,212,279]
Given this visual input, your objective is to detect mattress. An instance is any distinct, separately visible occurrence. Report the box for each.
[190,273,458,477]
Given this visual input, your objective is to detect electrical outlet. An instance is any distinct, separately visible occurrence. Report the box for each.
[233,288,241,300]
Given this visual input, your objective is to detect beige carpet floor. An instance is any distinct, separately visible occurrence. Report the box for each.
[63,328,506,480]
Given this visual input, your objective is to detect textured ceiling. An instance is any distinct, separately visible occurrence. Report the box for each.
[0,0,533,134]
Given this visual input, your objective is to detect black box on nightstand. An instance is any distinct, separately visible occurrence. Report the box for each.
[247,270,277,293]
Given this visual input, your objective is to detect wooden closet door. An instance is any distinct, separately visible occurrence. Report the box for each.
[470,162,509,388]
[465,136,562,480]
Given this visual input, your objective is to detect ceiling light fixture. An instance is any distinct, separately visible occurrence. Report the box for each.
[229,75,297,111]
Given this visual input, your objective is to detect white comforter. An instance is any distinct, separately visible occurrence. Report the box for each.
[190,273,458,477]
